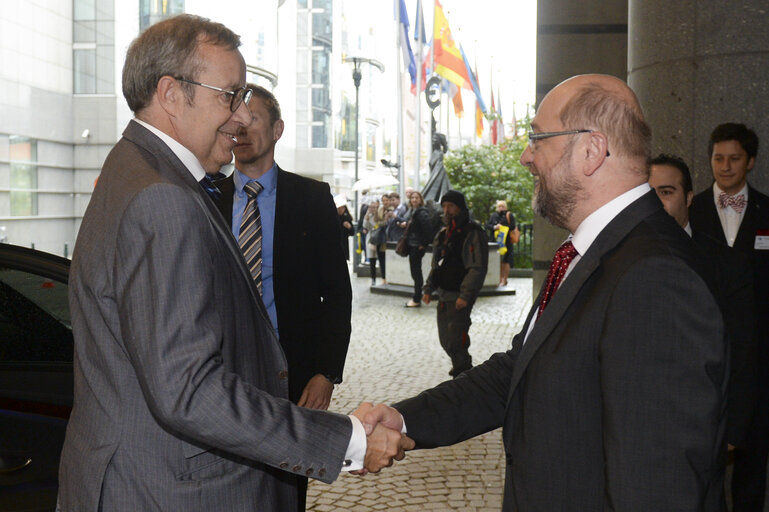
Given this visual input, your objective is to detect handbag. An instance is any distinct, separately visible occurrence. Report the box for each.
[507,211,521,244]
[395,221,411,257]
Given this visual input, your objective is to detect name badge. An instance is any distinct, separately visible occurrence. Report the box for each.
[755,230,769,250]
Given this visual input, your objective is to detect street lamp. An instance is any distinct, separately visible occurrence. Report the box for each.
[342,56,384,221]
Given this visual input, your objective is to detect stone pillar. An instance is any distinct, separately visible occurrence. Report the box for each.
[628,1,769,193]
[532,0,628,292]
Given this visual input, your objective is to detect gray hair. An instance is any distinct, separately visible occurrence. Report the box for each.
[123,14,241,113]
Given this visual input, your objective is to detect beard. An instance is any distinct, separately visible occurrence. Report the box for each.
[531,142,584,229]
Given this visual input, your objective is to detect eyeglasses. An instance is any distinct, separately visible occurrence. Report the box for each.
[527,129,610,156]
[175,78,252,112]
[527,129,593,143]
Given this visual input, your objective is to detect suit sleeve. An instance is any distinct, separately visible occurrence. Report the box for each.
[313,183,353,381]
[114,184,352,483]
[394,345,517,447]
[600,255,727,509]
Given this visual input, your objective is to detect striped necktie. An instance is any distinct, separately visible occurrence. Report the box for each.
[239,181,265,295]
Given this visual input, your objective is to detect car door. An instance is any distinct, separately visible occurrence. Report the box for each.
[0,245,71,512]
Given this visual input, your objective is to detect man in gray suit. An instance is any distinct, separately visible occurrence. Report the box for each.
[359,74,728,510]
[58,14,406,511]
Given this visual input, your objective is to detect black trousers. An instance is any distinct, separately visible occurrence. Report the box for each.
[732,394,769,511]
[408,246,425,302]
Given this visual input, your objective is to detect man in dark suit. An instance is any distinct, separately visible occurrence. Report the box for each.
[649,153,757,456]
[689,123,769,511]
[58,15,403,511]
[214,85,352,508]
[359,74,728,510]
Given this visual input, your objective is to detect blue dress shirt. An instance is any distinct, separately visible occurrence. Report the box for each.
[232,164,279,336]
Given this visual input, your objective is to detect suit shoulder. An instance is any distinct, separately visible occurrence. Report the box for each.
[749,185,769,206]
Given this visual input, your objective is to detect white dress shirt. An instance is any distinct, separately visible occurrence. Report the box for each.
[523,183,652,343]
[713,182,748,247]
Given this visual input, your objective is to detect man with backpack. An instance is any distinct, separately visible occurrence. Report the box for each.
[422,190,488,377]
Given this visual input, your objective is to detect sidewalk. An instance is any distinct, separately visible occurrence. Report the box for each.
[307,272,534,511]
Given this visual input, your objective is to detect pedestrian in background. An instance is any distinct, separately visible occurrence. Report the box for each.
[402,191,433,308]
[363,199,387,285]
[486,200,517,286]
[335,194,355,261]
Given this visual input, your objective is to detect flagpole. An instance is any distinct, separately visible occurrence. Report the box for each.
[415,0,423,190]
[396,0,405,197]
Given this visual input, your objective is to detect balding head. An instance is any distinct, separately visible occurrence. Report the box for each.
[540,75,651,175]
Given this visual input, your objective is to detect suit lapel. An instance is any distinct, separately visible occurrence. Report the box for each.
[734,185,760,249]
[215,175,235,229]
[507,191,662,402]
[272,168,289,275]
[123,121,271,324]
[697,192,727,245]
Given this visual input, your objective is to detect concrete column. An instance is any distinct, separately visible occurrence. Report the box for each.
[628,1,769,193]
[532,0,628,292]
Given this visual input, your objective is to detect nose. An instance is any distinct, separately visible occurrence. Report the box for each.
[231,99,252,127]
[520,144,533,167]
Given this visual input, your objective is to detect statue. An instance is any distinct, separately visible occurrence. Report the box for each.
[422,114,451,203]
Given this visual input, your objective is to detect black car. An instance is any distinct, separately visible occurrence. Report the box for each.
[0,244,72,511]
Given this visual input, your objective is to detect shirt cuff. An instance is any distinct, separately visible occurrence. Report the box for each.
[341,415,366,472]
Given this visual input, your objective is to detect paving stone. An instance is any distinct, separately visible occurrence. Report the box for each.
[306,273,533,511]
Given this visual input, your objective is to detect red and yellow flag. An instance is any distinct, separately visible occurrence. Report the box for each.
[433,0,472,90]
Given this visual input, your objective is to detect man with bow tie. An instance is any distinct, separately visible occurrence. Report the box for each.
[690,123,769,511]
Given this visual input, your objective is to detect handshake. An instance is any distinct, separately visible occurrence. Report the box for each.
[351,402,415,475]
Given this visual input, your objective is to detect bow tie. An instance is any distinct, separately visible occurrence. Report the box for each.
[717,192,746,214]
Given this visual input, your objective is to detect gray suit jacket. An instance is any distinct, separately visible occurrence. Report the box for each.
[396,191,728,511]
[58,121,352,511]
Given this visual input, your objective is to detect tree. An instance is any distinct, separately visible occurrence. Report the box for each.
[444,116,534,229]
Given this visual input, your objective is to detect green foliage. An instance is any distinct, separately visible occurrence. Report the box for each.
[444,117,534,228]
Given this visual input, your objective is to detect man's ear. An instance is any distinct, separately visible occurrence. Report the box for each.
[582,131,609,176]
[156,75,185,117]
[686,190,694,208]
[273,119,285,142]
[747,156,756,172]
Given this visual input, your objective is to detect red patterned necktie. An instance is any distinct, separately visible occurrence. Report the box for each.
[717,192,746,214]
[537,240,578,318]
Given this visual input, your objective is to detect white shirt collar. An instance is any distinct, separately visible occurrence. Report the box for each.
[570,183,651,257]
[133,118,207,182]
[684,221,693,237]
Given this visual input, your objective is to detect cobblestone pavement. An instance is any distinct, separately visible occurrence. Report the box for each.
[307,272,533,511]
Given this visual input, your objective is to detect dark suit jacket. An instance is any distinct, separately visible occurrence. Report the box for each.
[690,185,769,426]
[59,121,352,511]
[396,191,728,511]
[691,228,758,447]
[216,168,352,402]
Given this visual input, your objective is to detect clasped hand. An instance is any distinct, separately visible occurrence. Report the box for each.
[351,402,415,474]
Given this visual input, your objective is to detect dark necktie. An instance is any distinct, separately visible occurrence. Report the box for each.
[717,192,746,214]
[537,240,578,318]
[199,175,222,201]
[239,181,265,295]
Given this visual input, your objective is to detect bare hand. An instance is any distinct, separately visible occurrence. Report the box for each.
[455,297,468,310]
[351,403,411,474]
[343,221,352,229]
[494,223,502,230]
[297,374,333,410]
[422,293,431,305]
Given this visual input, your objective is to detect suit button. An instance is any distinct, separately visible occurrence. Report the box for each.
[305,468,314,476]
[279,462,288,469]
[292,465,302,472]
[278,370,288,380]
[318,468,326,477]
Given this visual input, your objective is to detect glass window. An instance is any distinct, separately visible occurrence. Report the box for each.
[139,0,185,32]
[73,49,96,94]
[73,0,114,93]
[9,137,38,217]
[366,123,377,162]
[312,124,327,149]
[298,0,308,8]
[311,49,329,85]
[312,12,332,43]
[311,87,330,111]
[0,268,71,363]
[73,20,95,43]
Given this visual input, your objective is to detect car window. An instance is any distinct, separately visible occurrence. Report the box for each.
[0,268,72,363]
